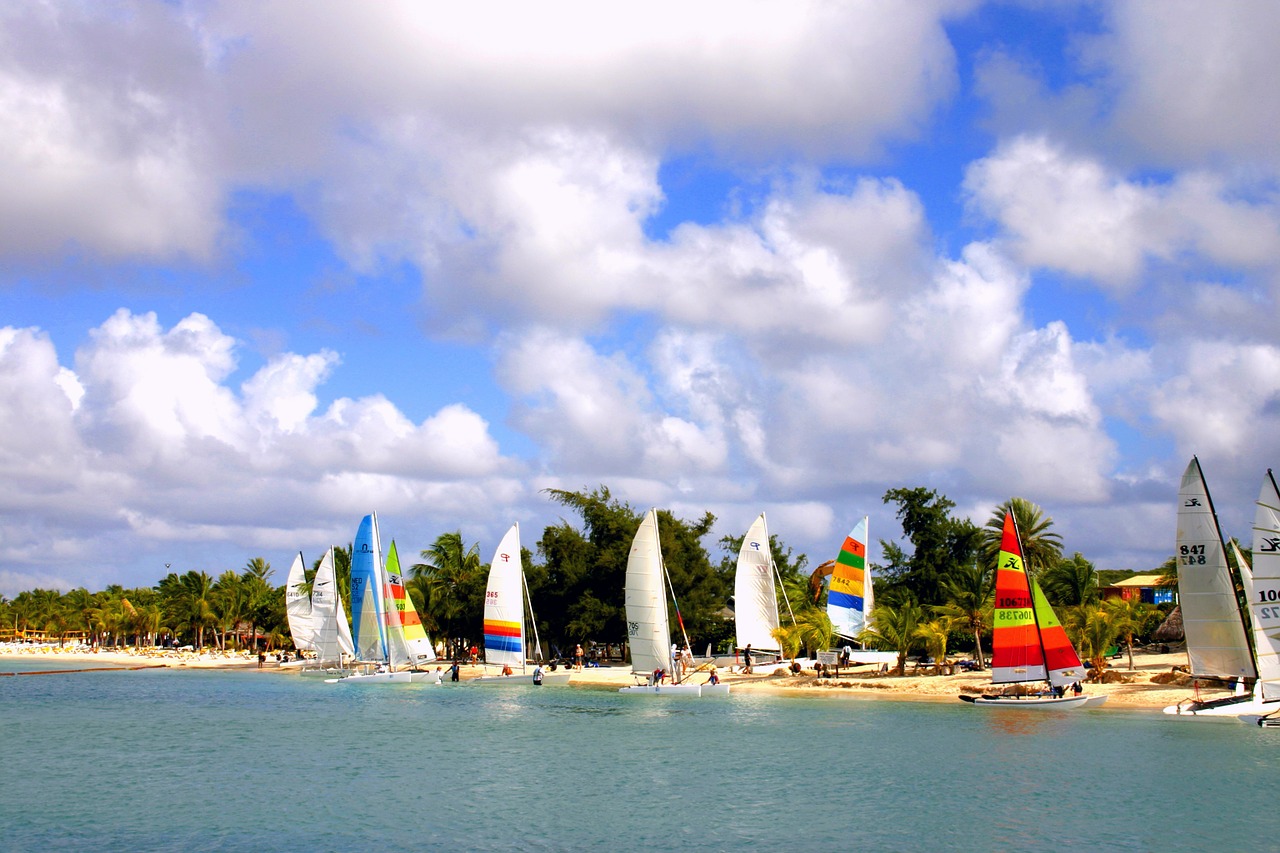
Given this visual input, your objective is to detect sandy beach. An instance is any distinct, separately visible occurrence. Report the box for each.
[1,643,1223,710]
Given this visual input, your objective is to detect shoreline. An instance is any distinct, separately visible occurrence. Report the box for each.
[0,645,1219,711]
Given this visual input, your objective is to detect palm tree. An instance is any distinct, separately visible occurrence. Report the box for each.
[858,598,924,676]
[1106,597,1151,671]
[1065,603,1119,676]
[914,615,960,674]
[413,532,482,658]
[1039,552,1098,607]
[159,571,217,648]
[983,498,1063,577]
[939,560,991,669]
[212,571,247,650]
[773,607,833,659]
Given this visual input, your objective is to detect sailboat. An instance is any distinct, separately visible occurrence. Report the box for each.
[1241,470,1280,725]
[828,517,872,642]
[468,523,571,686]
[619,509,728,697]
[284,552,315,654]
[960,510,1099,708]
[332,512,441,684]
[734,513,782,667]
[1163,457,1258,715]
[301,547,355,675]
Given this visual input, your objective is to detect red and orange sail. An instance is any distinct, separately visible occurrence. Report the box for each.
[990,511,1045,684]
[989,510,1086,687]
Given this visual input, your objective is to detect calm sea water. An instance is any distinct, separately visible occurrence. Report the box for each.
[2,660,1276,852]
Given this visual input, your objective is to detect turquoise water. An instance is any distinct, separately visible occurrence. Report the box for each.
[2,663,1277,852]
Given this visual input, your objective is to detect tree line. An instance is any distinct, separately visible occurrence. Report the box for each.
[1,485,1179,676]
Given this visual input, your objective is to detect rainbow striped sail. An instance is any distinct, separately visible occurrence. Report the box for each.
[828,517,872,640]
[483,524,526,669]
[990,510,1086,687]
[385,540,436,667]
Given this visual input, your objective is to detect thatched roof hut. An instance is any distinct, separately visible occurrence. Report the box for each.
[1152,605,1184,642]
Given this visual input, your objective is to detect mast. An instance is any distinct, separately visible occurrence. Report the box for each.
[1010,511,1051,690]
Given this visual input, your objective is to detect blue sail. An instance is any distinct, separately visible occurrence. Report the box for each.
[349,513,387,663]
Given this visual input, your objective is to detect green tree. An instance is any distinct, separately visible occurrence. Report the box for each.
[159,571,218,648]
[938,559,992,669]
[1039,552,1098,607]
[413,531,483,659]
[1106,596,1152,671]
[858,595,924,675]
[914,614,960,674]
[983,498,1063,578]
[880,488,982,606]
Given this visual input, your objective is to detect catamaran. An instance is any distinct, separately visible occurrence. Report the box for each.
[331,513,441,684]
[825,517,895,667]
[284,552,315,655]
[301,546,355,675]
[734,513,783,669]
[1241,470,1280,726]
[620,509,728,697]
[1163,458,1258,715]
[960,510,1100,708]
[468,523,570,687]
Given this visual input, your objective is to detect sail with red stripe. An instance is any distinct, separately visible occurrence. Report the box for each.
[385,540,436,668]
[828,517,871,640]
[990,511,1045,684]
[484,524,526,670]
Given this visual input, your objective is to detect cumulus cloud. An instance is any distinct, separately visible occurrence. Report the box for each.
[0,311,519,594]
[963,136,1280,287]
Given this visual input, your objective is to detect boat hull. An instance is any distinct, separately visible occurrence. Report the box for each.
[960,694,1095,709]
[1162,694,1268,716]
[700,683,731,697]
[468,671,573,687]
[327,670,445,685]
[619,683,703,696]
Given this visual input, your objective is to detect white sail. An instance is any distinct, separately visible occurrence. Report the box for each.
[311,548,354,665]
[625,509,671,677]
[1244,470,1280,702]
[484,524,526,671]
[284,552,315,651]
[735,513,780,652]
[1175,457,1256,681]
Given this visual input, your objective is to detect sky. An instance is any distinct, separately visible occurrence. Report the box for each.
[2,1,1280,596]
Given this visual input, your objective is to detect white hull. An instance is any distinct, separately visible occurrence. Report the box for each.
[700,683,731,697]
[1162,694,1268,716]
[619,682,704,696]
[327,670,445,685]
[962,694,1095,709]
[468,671,573,687]
[297,666,355,678]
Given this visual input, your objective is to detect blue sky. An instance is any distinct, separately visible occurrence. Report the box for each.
[2,1,1279,595]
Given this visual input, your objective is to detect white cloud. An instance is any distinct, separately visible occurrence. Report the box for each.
[1094,1,1280,168]
[964,136,1280,287]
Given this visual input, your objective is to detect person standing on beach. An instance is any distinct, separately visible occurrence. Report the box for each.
[450,660,460,681]
[742,644,752,674]
[574,643,584,671]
